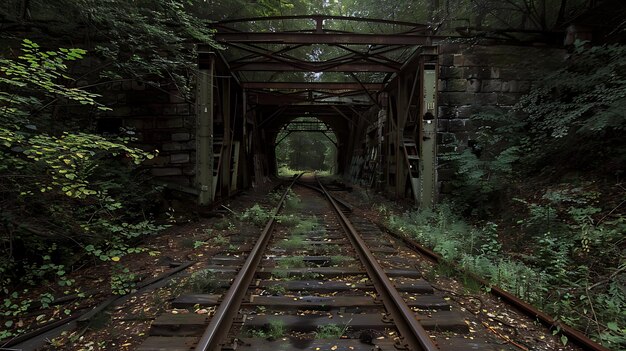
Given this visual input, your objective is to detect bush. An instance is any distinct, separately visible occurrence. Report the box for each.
[0,40,165,342]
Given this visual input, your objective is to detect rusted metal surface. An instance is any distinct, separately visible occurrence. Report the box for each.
[241,82,383,90]
[315,177,439,351]
[214,14,430,30]
[230,61,399,72]
[214,32,436,45]
[193,175,301,351]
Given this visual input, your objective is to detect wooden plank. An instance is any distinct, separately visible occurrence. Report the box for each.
[150,314,209,336]
[172,294,222,309]
[137,336,199,351]
[236,338,398,351]
[256,279,433,293]
[257,267,420,278]
[249,295,449,310]
[243,311,468,333]
[437,337,508,351]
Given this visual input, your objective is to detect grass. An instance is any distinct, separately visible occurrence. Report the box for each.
[292,217,319,236]
[246,319,285,340]
[277,256,308,269]
[210,233,229,246]
[381,202,626,348]
[329,255,352,266]
[314,324,347,339]
[265,284,286,295]
[277,235,307,251]
[184,269,217,294]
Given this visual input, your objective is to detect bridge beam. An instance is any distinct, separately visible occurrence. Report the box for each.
[196,52,215,205]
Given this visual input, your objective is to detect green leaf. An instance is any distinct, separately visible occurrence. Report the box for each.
[607,322,619,331]
[560,335,568,346]
[4,320,13,328]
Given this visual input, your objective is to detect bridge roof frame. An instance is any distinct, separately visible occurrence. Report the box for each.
[205,14,436,95]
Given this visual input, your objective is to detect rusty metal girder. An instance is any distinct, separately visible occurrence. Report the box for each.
[231,61,399,72]
[241,82,383,90]
[214,32,436,45]
[215,15,430,31]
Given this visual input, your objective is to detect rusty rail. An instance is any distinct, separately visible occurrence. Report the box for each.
[194,175,301,351]
[311,177,610,351]
[315,176,438,351]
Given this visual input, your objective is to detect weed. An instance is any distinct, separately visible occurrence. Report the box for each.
[277,235,307,251]
[301,271,321,280]
[382,199,626,348]
[272,268,289,279]
[277,256,307,269]
[247,319,285,340]
[210,233,229,246]
[276,214,300,227]
[240,204,272,227]
[314,324,347,338]
[329,255,351,266]
[184,269,217,294]
[292,217,319,236]
[283,190,301,212]
[266,284,286,296]
[268,320,286,339]
[110,264,136,295]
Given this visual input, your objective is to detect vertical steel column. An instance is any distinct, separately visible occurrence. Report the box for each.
[221,78,231,197]
[395,76,406,198]
[419,49,438,208]
[197,52,215,205]
[241,91,250,188]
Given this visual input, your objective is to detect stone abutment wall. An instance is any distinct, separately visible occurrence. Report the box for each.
[436,43,564,195]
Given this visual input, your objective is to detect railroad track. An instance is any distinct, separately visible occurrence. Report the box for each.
[3,174,609,351]
[135,174,524,351]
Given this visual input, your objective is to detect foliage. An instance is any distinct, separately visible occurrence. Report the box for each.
[277,234,307,251]
[277,256,308,269]
[382,197,625,348]
[110,264,137,295]
[437,42,626,349]
[314,324,347,339]
[1,0,220,99]
[445,43,626,216]
[329,255,352,266]
[291,217,319,236]
[239,204,272,227]
[265,284,286,296]
[184,269,217,294]
[0,40,165,342]
[246,319,285,340]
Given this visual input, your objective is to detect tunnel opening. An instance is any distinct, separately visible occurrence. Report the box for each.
[274,117,338,177]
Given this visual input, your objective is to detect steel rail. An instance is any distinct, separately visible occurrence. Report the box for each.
[194,175,301,351]
[314,177,439,351]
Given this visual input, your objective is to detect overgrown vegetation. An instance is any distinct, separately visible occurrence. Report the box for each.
[0,39,170,340]
[245,319,286,340]
[182,269,218,294]
[314,324,347,339]
[412,42,626,349]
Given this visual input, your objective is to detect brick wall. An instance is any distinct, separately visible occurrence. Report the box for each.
[436,43,564,192]
[100,82,196,187]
